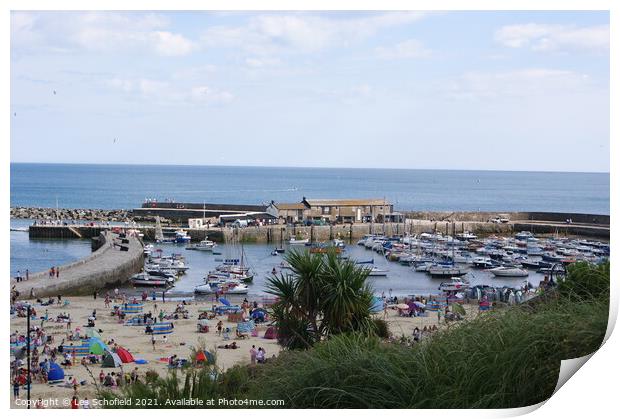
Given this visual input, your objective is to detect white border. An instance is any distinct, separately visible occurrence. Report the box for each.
[2,1,616,417]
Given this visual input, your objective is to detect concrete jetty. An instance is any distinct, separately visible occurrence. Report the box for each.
[12,231,144,298]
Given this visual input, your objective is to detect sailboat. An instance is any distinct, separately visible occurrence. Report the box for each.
[154,216,164,243]
[213,233,254,283]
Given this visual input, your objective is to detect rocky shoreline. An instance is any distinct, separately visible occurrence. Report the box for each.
[8,206,168,223]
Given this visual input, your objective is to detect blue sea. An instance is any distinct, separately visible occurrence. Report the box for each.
[10,163,610,214]
[10,163,609,293]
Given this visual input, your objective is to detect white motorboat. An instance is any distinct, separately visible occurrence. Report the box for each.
[439,278,470,292]
[472,257,495,269]
[456,231,478,240]
[194,281,249,295]
[289,238,310,245]
[365,266,389,277]
[428,265,469,277]
[186,239,216,251]
[489,266,529,277]
[515,231,535,240]
[130,272,174,287]
[174,229,191,244]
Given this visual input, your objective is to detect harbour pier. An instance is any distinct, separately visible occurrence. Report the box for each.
[12,230,144,298]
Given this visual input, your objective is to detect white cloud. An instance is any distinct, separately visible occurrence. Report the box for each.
[375,39,430,59]
[150,31,196,56]
[244,57,282,68]
[190,86,234,104]
[494,23,609,52]
[11,11,196,56]
[106,77,233,105]
[442,68,594,101]
[202,12,428,55]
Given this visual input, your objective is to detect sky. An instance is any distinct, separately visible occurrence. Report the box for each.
[9,10,610,172]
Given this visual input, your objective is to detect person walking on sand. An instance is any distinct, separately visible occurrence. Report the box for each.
[56,267,60,278]
[250,345,257,365]
[151,335,156,351]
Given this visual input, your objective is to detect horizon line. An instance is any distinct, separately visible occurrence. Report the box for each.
[9,160,611,175]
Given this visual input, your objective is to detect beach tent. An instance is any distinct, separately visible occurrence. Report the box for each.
[264,326,277,340]
[251,309,266,322]
[47,362,65,382]
[195,350,215,365]
[115,346,135,363]
[85,328,101,339]
[237,320,256,333]
[102,350,122,368]
[370,297,384,313]
[85,337,108,355]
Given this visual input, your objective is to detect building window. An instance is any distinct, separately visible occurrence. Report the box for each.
[322,206,330,214]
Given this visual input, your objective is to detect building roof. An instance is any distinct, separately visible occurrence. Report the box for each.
[303,198,390,207]
[275,202,308,210]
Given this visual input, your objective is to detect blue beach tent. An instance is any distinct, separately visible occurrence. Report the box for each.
[237,321,256,333]
[370,297,384,313]
[218,297,231,306]
[47,363,65,383]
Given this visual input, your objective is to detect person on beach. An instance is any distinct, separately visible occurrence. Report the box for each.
[12,378,19,398]
[151,335,156,350]
[56,267,60,278]
[93,290,97,300]
[26,269,29,281]
[256,347,266,364]
[70,396,79,409]
[217,320,223,336]
[250,345,257,365]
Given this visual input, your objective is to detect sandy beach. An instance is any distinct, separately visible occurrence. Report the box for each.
[9,293,479,408]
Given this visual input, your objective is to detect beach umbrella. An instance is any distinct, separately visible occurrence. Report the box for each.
[413,301,426,308]
[218,297,231,306]
[396,303,410,310]
[451,303,466,316]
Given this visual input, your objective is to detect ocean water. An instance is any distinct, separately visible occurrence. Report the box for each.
[10,163,610,214]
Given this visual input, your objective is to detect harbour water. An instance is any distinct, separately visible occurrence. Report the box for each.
[10,163,610,214]
[11,218,545,297]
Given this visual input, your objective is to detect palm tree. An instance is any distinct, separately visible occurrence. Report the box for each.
[266,249,377,350]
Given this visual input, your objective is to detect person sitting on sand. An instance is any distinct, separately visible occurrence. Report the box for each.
[236,329,248,339]
[217,341,238,350]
